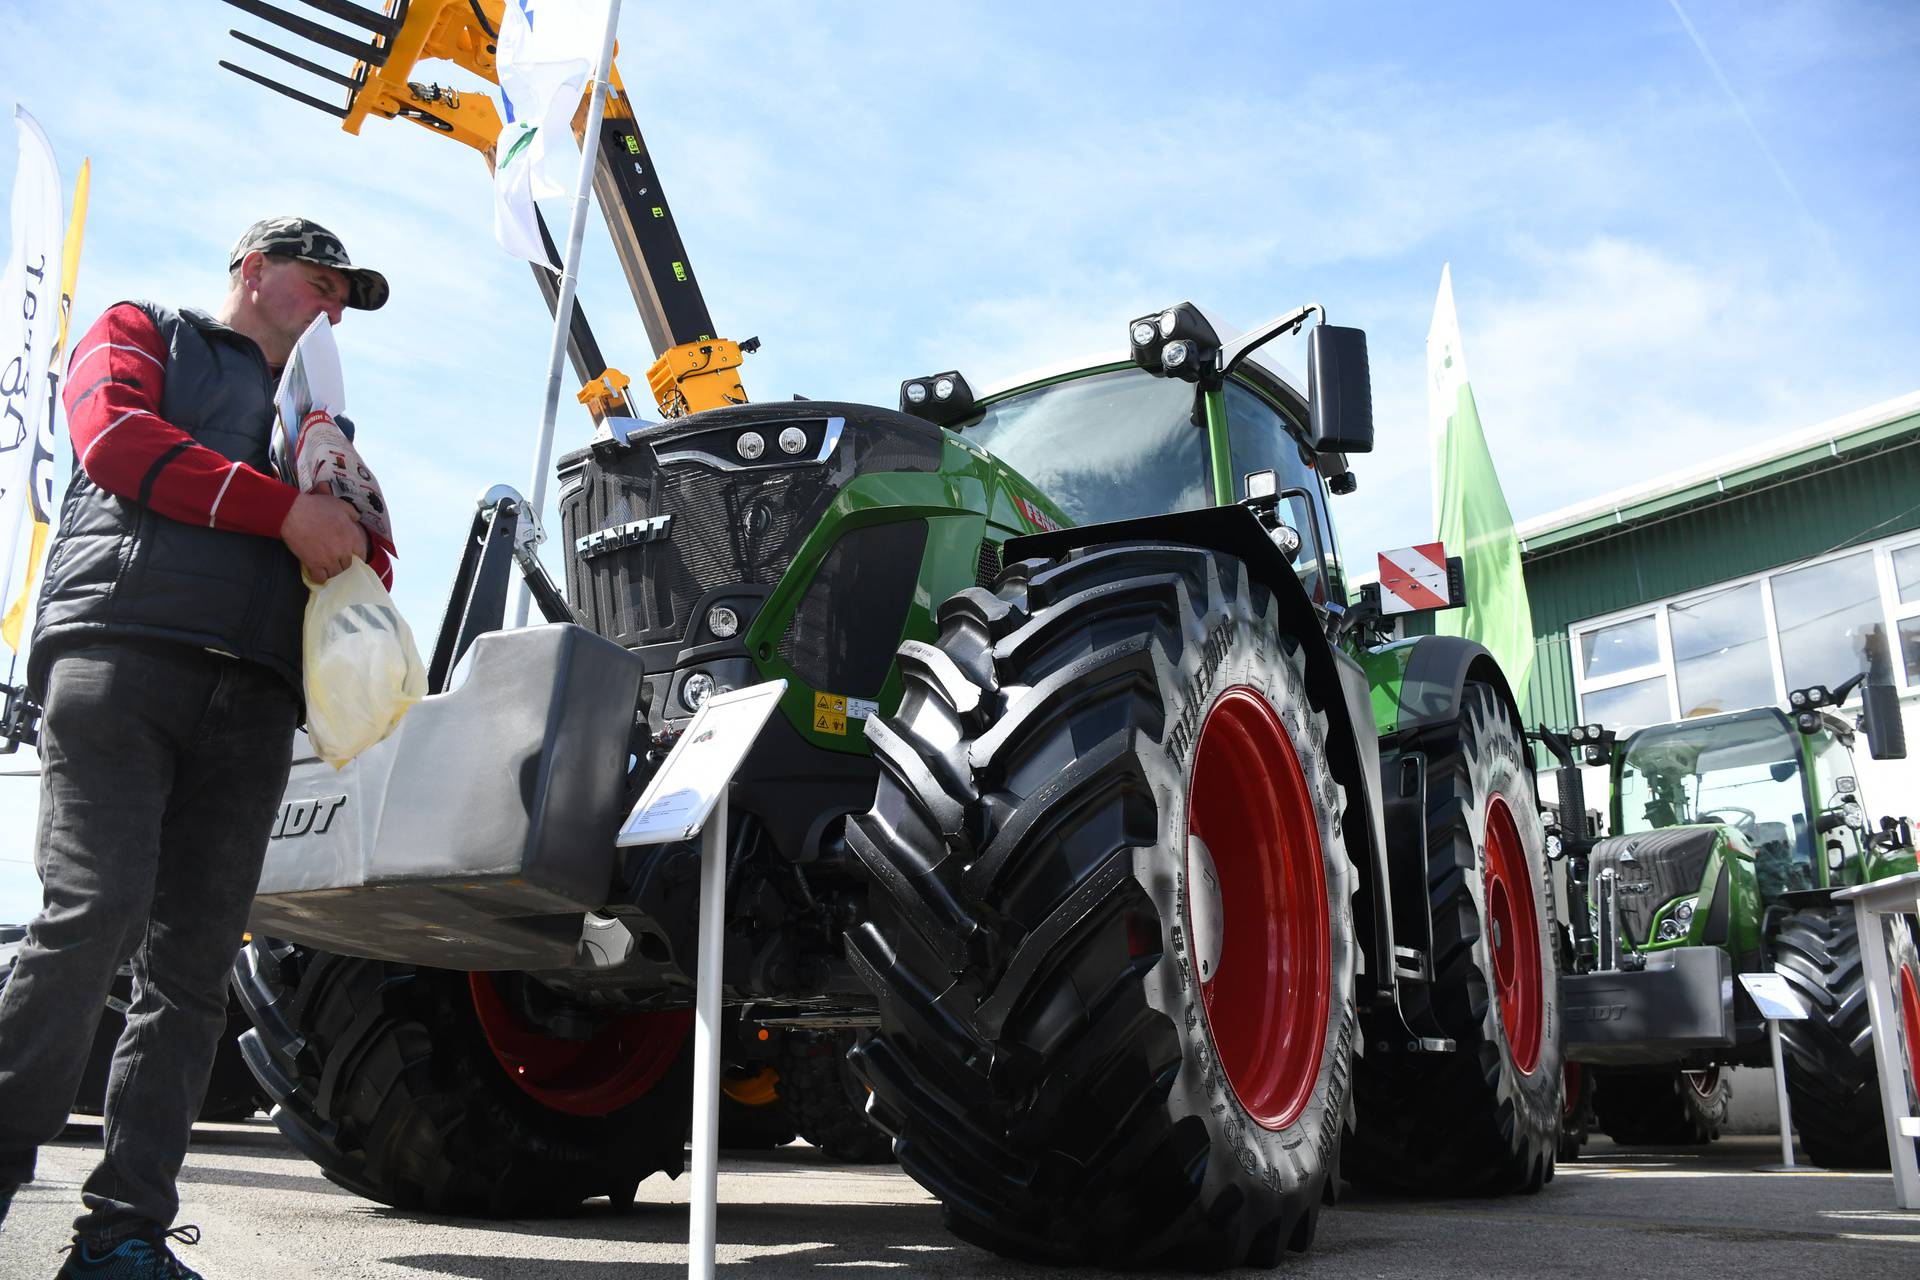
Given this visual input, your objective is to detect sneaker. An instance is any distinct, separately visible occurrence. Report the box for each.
[55,1225,203,1279]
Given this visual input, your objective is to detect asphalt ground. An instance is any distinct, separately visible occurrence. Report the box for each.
[2,1121,1916,1279]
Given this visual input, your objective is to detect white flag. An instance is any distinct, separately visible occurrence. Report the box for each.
[492,0,612,266]
[0,105,64,648]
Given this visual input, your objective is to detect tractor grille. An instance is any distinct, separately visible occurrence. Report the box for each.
[560,452,839,649]
[1589,826,1720,946]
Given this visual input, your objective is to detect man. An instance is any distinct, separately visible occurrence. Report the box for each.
[0,218,391,1277]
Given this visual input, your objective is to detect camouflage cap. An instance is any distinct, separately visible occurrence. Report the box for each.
[228,216,389,311]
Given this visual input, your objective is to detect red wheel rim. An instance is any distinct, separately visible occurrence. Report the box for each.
[1900,962,1920,1091]
[469,973,691,1116]
[1483,794,1543,1075]
[1186,686,1330,1131]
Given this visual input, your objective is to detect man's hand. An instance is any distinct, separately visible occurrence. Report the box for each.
[281,492,368,583]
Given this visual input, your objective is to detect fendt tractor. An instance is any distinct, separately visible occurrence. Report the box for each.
[202,2,1564,1268]
[1548,684,1920,1167]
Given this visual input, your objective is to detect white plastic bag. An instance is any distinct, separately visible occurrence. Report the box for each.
[303,559,427,768]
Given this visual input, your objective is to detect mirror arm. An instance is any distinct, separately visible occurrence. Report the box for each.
[1219,304,1322,380]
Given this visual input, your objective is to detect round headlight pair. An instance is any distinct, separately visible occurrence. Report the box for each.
[737,428,809,459]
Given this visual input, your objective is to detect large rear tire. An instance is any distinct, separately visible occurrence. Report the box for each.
[1775,906,1916,1168]
[848,545,1357,1270]
[1592,1067,1730,1145]
[1344,683,1563,1194]
[231,939,693,1214]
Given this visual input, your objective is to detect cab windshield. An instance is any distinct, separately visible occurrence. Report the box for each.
[963,367,1211,525]
[1617,710,1814,896]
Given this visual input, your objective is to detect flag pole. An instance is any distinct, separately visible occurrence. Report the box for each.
[512,0,622,628]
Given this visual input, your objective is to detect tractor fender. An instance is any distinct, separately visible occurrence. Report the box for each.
[1007,504,1398,1005]
[1381,633,1528,746]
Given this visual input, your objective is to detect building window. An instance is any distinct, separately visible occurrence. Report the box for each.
[1570,529,1920,732]
[1669,581,1772,718]
[1771,551,1889,693]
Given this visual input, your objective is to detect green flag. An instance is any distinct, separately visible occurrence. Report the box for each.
[1428,264,1534,699]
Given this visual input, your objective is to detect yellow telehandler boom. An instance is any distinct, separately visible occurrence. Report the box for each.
[218,0,752,420]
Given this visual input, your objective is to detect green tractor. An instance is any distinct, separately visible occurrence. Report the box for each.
[1551,680,1920,1165]
[231,302,1564,1268]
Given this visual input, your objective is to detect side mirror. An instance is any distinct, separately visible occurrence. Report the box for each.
[1861,681,1906,760]
[1307,325,1374,454]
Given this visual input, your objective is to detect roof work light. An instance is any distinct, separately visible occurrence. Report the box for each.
[899,371,977,427]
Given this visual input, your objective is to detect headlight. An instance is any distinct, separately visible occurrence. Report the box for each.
[736,431,765,460]
[1131,320,1157,346]
[1674,895,1697,924]
[904,381,929,405]
[777,426,808,455]
[1657,918,1683,941]
[1158,308,1179,337]
[682,672,715,710]
[1162,340,1192,371]
[706,606,740,639]
[933,376,956,400]
[1845,801,1866,829]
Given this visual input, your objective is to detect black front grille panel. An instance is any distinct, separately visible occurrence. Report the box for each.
[557,403,946,654]
[561,454,838,649]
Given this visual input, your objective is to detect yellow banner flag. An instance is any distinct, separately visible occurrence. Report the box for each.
[3,157,87,650]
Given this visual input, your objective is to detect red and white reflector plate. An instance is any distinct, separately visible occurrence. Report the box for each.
[1377,542,1450,614]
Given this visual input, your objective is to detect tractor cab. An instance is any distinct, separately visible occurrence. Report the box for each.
[899,304,1367,610]
[1613,706,1817,904]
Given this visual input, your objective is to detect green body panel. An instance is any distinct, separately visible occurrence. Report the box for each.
[1355,641,1417,738]
[744,435,1069,752]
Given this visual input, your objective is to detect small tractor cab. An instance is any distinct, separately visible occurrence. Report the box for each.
[1553,678,1919,1164]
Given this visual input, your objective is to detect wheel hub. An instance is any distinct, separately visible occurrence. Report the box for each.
[1187,834,1225,983]
[1186,685,1330,1132]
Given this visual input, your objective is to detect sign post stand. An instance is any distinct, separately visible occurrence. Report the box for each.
[617,680,789,1280]
[1832,871,1920,1210]
[1740,971,1814,1173]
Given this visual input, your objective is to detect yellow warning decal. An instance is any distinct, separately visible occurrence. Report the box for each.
[813,691,848,736]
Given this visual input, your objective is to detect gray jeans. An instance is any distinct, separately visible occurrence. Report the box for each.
[0,640,296,1243]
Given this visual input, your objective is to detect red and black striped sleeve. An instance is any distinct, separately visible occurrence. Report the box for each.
[63,304,298,539]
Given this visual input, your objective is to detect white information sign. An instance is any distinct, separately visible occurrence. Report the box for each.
[1740,972,1810,1021]
[617,680,787,847]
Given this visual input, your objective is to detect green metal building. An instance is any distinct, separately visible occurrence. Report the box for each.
[1513,391,1920,742]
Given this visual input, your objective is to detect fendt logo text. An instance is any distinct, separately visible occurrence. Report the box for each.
[576,514,673,559]
[272,795,348,840]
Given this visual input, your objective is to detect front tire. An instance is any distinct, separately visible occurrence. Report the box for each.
[848,544,1357,1270]
[1775,907,1917,1168]
[778,1030,894,1162]
[232,940,693,1214]
[1592,1067,1730,1145]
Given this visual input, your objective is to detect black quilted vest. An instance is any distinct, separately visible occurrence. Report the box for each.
[28,302,304,697]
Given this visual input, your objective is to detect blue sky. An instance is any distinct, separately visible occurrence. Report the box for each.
[1,0,1916,920]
